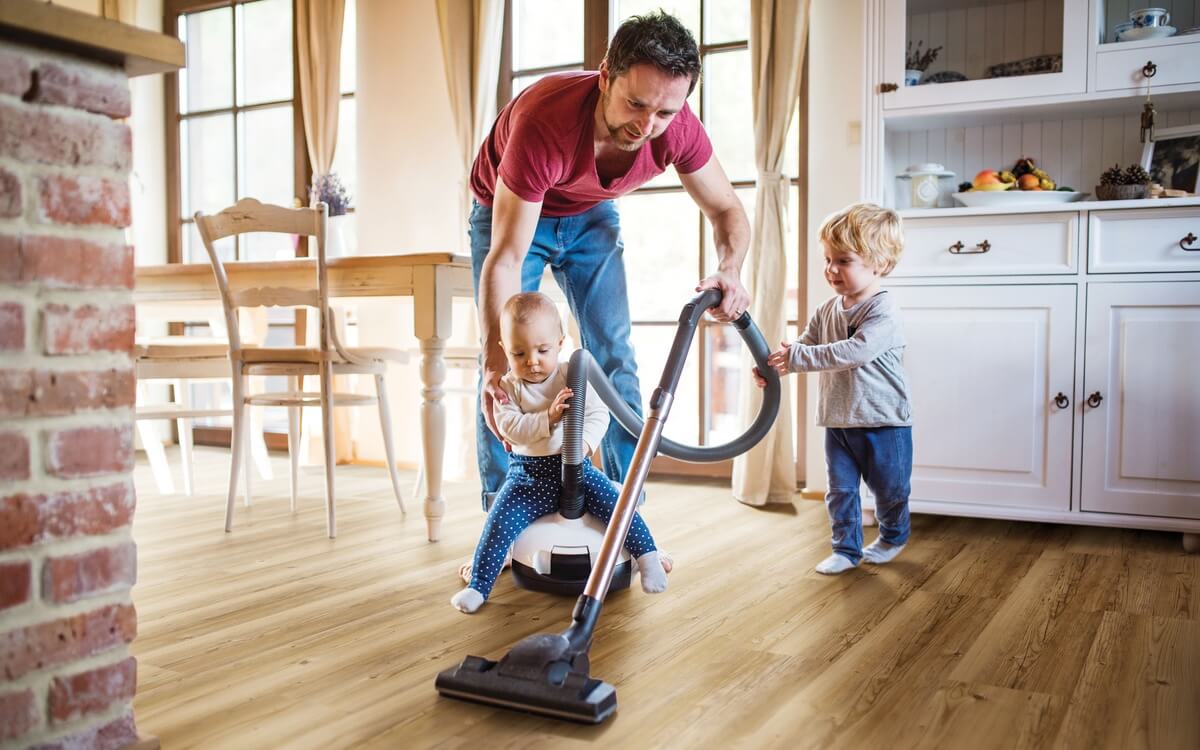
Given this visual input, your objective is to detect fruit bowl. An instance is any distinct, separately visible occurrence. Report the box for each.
[953,190,1087,207]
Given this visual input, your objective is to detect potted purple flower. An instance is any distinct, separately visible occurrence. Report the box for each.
[310,172,352,256]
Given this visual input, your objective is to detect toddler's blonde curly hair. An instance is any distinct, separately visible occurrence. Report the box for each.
[818,203,905,276]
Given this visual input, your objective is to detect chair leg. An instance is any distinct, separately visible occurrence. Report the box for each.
[174,379,195,496]
[137,418,176,495]
[288,376,300,512]
[243,405,253,508]
[225,375,246,532]
[320,360,337,538]
[374,373,406,514]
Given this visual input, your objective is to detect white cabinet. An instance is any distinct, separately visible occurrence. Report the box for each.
[881,0,1089,110]
[1081,281,1200,519]
[887,284,1077,510]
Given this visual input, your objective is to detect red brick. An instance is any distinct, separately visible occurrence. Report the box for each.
[42,304,134,355]
[0,561,31,611]
[0,167,19,218]
[0,100,131,172]
[20,236,134,289]
[0,302,22,351]
[42,543,136,604]
[0,431,30,481]
[48,657,136,723]
[33,708,137,750]
[31,61,130,119]
[0,481,135,551]
[37,175,130,228]
[0,688,39,742]
[0,47,32,98]
[0,602,136,681]
[0,368,135,418]
[0,234,18,279]
[44,425,134,478]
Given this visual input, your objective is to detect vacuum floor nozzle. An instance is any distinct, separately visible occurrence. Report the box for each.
[435,634,616,724]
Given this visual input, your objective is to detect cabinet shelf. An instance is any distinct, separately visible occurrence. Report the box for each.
[899,196,1200,218]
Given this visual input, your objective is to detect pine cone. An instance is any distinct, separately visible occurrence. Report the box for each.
[1123,165,1151,185]
[1100,164,1124,186]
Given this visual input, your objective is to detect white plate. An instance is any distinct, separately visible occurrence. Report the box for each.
[1118,25,1176,41]
[953,190,1087,207]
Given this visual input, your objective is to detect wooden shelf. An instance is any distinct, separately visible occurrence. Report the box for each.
[0,0,183,77]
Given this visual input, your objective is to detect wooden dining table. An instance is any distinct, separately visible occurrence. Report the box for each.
[135,252,475,542]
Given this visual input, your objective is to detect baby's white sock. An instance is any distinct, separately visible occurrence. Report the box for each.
[863,539,906,565]
[450,587,485,613]
[637,551,669,593]
[815,553,858,575]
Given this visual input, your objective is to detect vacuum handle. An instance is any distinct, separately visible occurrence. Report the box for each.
[657,289,724,399]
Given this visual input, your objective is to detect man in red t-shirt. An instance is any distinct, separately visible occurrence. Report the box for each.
[469,11,750,504]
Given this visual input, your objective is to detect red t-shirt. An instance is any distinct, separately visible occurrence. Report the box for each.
[470,71,713,217]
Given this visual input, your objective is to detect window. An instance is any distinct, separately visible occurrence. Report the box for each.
[167,0,357,442]
[501,0,803,474]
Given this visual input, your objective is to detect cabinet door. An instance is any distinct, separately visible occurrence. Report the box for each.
[881,0,1088,110]
[1081,282,1200,519]
[886,285,1076,509]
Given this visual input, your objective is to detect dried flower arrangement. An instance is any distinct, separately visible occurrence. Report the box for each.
[906,40,942,72]
[310,172,352,217]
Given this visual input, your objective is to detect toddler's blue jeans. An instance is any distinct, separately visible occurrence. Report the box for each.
[824,426,913,564]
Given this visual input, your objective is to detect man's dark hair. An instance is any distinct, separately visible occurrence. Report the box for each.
[603,11,701,94]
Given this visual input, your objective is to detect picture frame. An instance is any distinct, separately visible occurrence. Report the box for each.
[1141,124,1200,195]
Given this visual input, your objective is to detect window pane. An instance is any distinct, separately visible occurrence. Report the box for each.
[703,49,754,182]
[238,105,294,208]
[180,7,233,114]
[782,100,800,178]
[330,98,357,200]
[705,323,744,445]
[182,113,235,217]
[514,0,583,70]
[703,186,801,320]
[616,1,700,40]
[238,0,293,106]
[617,191,700,321]
[183,222,234,264]
[630,324,699,444]
[704,0,749,45]
[242,231,297,261]
[341,0,357,94]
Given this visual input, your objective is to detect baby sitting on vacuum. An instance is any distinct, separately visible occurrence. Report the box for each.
[452,292,671,613]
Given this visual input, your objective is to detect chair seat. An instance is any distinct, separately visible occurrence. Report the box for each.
[136,338,229,359]
[239,346,409,365]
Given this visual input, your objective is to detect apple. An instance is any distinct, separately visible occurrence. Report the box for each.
[1017,174,1040,190]
[972,170,1010,191]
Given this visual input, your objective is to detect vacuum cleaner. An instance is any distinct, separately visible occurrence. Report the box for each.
[434,289,781,724]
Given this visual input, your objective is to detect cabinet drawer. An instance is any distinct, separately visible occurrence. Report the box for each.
[1089,208,1200,273]
[894,213,1078,277]
[1095,41,1200,91]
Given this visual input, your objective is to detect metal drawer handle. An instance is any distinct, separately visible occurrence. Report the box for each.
[948,240,990,255]
[1086,391,1103,408]
[1143,60,1157,78]
[1182,232,1197,251]
[1054,392,1070,409]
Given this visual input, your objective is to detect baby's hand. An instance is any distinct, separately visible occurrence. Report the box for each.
[548,387,572,427]
[754,341,793,388]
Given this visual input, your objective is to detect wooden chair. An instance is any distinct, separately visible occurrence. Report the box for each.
[194,198,408,538]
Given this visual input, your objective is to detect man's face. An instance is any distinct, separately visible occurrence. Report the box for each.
[598,63,692,152]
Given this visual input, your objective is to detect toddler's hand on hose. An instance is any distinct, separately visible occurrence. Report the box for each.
[753,341,793,388]
[548,387,573,427]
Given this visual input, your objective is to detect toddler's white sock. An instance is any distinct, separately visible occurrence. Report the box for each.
[450,587,485,613]
[815,553,858,575]
[637,551,670,593]
[862,539,906,564]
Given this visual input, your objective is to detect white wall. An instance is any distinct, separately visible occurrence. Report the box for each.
[129,0,167,267]
[803,0,865,490]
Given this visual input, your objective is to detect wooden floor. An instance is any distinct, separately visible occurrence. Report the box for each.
[131,448,1200,749]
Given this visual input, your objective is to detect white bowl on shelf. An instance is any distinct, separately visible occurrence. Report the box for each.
[953,190,1087,207]
[1118,25,1176,41]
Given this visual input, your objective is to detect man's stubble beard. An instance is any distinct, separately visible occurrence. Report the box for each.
[601,88,651,152]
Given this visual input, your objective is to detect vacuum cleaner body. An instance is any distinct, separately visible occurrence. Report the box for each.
[436,290,781,724]
[510,514,633,596]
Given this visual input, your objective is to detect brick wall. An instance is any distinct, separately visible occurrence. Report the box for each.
[0,39,140,750]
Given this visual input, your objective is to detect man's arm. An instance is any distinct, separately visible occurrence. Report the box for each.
[478,178,543,441]
[679,156,751,322]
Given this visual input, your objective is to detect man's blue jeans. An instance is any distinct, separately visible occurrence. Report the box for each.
[824,426,913,564]
[469,200,642,506]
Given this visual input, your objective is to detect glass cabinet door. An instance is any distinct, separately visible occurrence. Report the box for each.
[882,0,1088,109]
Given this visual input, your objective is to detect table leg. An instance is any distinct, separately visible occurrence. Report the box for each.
[419,336,447,541]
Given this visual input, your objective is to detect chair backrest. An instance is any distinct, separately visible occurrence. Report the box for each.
[193,198,330,359]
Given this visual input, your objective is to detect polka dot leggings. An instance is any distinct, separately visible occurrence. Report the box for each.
[468,453,657,599]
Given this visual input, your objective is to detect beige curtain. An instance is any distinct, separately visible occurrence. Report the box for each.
[297,0,346,176]
[732,0,810,506]
[436,0,505,225]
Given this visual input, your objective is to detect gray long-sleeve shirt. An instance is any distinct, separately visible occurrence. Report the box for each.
[788,291,912,428]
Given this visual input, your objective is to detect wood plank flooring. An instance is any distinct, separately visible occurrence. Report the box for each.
[131,449,1200,749]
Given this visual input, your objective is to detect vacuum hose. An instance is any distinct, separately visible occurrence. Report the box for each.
[558,288,782,517]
